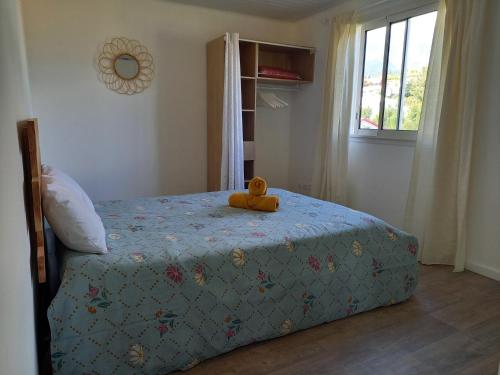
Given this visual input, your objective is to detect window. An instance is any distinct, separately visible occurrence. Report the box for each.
[355,8,437,139]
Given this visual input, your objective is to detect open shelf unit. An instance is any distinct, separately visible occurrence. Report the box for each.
[207,36,315,191]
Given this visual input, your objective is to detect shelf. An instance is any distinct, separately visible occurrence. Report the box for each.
[240,41,257,77]
[242,111,254,141]
[243,141,255,161]
[258,42,315,82]
[242,109,255,112]
[240,38,314,54]
[244,160,254,181]
[257,77,312,85]
[241,76,256,80]
[241,78,256,110]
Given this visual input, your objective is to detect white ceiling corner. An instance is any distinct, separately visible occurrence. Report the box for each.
[165,0,350,21]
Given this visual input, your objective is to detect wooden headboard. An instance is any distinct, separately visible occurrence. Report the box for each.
[20,119,46,283]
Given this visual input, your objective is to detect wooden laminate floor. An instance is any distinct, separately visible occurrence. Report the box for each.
[176,265,500,375]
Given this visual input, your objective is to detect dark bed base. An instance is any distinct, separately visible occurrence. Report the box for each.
[37,224,62,375]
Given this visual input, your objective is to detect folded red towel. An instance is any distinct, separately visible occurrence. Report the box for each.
[258,66,302,80]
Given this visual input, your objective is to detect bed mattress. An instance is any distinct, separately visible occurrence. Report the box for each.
[48,189,418,374]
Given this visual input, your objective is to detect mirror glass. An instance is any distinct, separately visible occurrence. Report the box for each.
[114,54,139,80]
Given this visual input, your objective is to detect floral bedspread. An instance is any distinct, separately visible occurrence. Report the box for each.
[48,189,418,374]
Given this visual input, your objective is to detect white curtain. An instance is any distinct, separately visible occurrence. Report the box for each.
[404,0,488,271]
[220,32,244,190]
[313,14,356,204]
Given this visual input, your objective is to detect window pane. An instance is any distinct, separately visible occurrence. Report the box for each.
[360,26,386,130]
[400,11,437,130]
[382,21,406,130]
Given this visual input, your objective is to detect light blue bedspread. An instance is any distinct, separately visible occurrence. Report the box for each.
[49,189,418,374]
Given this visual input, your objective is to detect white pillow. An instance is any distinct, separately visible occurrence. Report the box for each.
[41,168,107,254]
[42,165,95,211]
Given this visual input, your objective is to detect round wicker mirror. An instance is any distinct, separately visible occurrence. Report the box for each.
[98,37,154,95]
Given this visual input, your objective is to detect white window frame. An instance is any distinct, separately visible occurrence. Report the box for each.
[351,3,438,142]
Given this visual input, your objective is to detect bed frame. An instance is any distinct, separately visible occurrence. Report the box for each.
[20,118,56,374]
[20,118,46,283]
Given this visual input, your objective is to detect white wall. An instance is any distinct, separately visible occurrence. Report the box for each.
[22,0,296,201]
[290,6,416,228]
[465,0,500,281]
[0,0,37,373]
[347,139,414,226]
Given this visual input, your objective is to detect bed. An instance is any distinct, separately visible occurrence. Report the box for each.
[21,119,418,374]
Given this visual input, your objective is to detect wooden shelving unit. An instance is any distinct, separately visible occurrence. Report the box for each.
[207,36,315,191]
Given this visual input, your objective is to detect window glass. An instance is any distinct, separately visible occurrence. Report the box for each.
[400,12,437,130]
[359,26,386,130]
[382,21,406,130]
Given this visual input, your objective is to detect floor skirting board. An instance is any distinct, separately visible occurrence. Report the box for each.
[466,260,500,282]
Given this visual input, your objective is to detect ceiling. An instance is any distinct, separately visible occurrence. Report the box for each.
[166,0,350,21]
